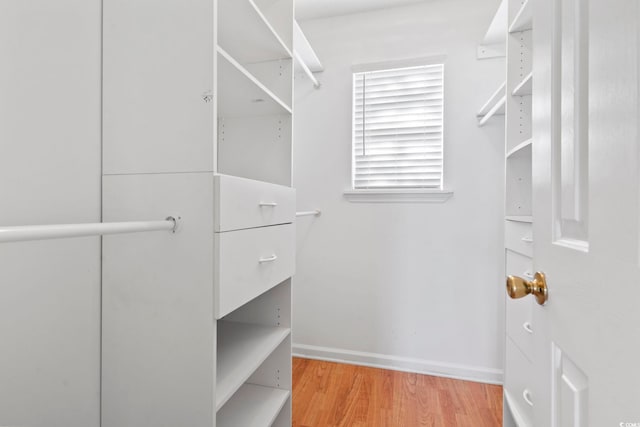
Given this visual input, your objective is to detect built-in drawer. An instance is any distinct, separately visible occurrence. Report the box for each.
[214,174,295,232]
[215,224,294,318]
[505,250,534,358]
[505,220,533,257]
[504,337,534,427]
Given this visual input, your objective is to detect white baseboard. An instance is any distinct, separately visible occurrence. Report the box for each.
[293,343,503,385]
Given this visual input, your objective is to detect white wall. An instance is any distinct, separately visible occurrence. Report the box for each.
[0,1,102,425]
[293,0,507,383]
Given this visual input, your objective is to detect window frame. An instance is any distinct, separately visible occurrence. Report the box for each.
[346,56,453,203]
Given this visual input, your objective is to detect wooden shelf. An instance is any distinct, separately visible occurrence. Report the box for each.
[217,384,290,427]
[218,0,292,65]
[478,81,506,127]
[217,47,292,117]
[505,215,533,223]
[509,0,533,33]
[512,72,533,96]
[216,321,291,411]
[506,138,532,159]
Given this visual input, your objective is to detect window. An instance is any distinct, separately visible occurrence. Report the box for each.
[351,64,445,191]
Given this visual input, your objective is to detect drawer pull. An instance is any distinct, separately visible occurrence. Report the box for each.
[521,236,533,243]
[259,254,278,263]
[522,389,534,407]
[523,322,533,334]
[259,202,278,207]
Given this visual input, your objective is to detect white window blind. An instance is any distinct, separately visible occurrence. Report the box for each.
[352,64,444,189]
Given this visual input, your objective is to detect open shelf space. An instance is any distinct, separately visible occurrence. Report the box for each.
[505,215,533,223]
[217,384,290,427]
[217,47,292,117]
[216,321,291,411]
[509,0,532,33]
[512,72,533,96]
[506,138,532,158]
[218,0,292,65]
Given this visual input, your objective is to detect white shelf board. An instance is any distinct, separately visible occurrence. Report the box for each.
[294,21,323,73]
[506,138,532,159]
[216,321,291,411]
[217,384,290,427]
[218,0,292,64]
[217,47,292,117]
[478,81,507,117]
[512,72,533,96]
[482,0,508,46]
[478,82,506,127]
[509,0,533,33]
[505,215,533,223]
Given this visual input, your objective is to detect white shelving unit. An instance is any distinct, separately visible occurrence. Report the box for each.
[505,0,535,425]
[477,2,535,426]
[100,0,296,425]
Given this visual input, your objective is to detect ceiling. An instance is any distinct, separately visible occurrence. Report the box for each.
[295,0,429,21]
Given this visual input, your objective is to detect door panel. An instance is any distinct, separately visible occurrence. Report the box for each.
[532,0,640,425]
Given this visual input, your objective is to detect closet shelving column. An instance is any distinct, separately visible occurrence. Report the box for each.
[215,0,295,426]
[503,0,535,426]
[101,0,295,425]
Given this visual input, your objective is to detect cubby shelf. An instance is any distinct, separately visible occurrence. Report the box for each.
[217,384,290,427]
[506,138,532,158]
[478,82,507,126]
[216,321,291,411]
[218,0,292,65]
[509,0,533,33]
[217,47,292,117]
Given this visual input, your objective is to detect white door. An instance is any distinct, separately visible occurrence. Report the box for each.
[525,0,640,425]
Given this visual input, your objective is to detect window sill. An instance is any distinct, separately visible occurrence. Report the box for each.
[343,189,454,203]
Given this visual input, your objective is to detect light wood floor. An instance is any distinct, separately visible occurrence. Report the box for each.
[292,357,502,427]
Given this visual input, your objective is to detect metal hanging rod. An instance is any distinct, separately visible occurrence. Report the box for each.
[0,217,178,244]
[296,210,321,217]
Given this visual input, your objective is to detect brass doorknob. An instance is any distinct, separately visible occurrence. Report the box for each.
[506,272,548,305]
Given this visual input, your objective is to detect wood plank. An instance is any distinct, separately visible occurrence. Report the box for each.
[292,358,503,427]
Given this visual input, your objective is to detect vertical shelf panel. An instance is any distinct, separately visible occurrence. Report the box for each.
[103,0,214,175]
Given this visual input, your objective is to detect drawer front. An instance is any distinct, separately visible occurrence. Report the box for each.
[505,220,533,257]
[215,174,295,232]
[504,337,534,427]
[505,250,534,358]
[216,224,294,318]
